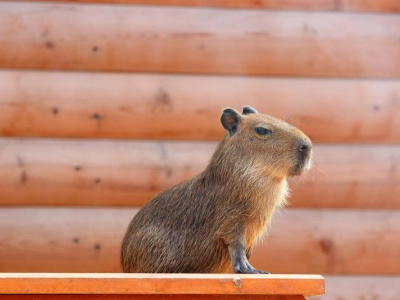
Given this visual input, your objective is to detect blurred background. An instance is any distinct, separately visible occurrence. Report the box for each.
[0,0,399,299]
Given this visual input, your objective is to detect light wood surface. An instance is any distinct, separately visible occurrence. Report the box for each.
[1,70,400,142]
[1,3,400,78]
[0,208,398,274]
[8,0,400,13]
[313,276,400,300]
[0,139,399,209]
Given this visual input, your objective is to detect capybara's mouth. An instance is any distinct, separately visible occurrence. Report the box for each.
[290,155,312,177]
[289,164,304,176]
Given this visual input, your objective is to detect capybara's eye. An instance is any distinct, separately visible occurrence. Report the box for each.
[255,127,272,135]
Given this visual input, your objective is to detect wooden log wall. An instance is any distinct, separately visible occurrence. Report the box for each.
[1,2,400,78]
[0,1,399,299]
[1,70,400,142]
[1,208,399,274]
[1,139,399,208]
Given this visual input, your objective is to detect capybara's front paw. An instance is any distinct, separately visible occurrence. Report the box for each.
[233,262,269,274]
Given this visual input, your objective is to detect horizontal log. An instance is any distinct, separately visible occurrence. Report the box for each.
[1,71,400,143]
[313,276,400,300]
[0,208,398,274]
[10,0,400,13]
[0,139,399,209]
[1,3,400,78]
[0,273,325,298]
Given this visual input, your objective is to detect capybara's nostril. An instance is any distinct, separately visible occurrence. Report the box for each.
[299,144,309,153]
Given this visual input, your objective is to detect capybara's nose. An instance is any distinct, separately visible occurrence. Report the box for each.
[299,143,309,153]
[298,140,312,158]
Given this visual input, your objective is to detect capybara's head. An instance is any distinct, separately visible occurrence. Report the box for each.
[220,106,312,178]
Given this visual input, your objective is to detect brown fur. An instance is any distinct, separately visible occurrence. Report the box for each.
[121,106,312,273]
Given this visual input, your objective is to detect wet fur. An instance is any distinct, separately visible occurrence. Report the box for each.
[121,107,311,273]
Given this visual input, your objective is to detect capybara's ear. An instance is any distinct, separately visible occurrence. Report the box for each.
[221,108,241,136]
[242,106,258,115]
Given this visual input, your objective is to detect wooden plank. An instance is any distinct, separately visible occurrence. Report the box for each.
[1,277,399,300]
[0,208,398,274]
[1,71,400,143]
[1,3,400,78]
[4,275,400,300]
[0,139,399,209]
[0,273,324,297]
[314,276,400,300]
[13,0,400,13]
[1,276,398,300]
[0,294,297,299]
